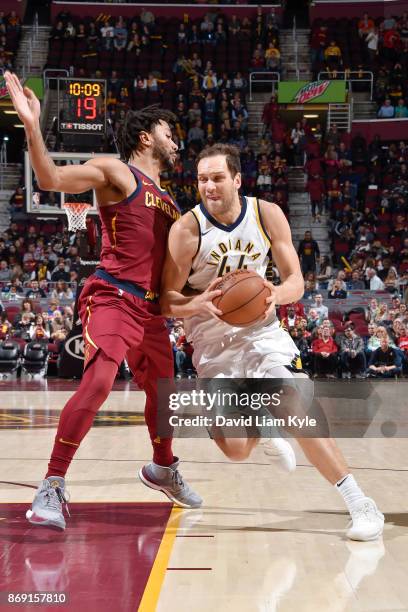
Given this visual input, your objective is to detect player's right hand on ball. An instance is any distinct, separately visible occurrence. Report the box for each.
[192,278,223,320]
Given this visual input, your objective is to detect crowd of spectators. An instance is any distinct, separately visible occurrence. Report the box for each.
[3,167,408,379]
[290,124,408,380]
[0,10,21,72]
[0,222,79,366]
[310,12,408,119]
[44,8,286,212]
[3,7,408,379]
[289,118,408,286]
[278,293,408,378]
[2,208,407,380]
[257,94,408,378]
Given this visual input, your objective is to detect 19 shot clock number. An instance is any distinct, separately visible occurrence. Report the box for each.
[58,78,106,134]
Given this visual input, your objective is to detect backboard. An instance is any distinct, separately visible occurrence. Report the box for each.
[25,151,120,216]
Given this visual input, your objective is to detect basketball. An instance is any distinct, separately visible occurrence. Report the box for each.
[212,269,271,327]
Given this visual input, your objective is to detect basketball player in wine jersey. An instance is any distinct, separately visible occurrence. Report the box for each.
[5,71,201,530]
[160,143,384,541]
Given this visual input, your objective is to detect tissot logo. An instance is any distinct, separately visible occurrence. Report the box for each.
[60,122,103,131]
[65,334,85,360]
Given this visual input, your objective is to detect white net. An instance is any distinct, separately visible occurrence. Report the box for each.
[63,203,92,231]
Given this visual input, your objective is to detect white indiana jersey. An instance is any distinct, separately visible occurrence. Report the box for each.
[184,196,298,377]
[187,196,271,292]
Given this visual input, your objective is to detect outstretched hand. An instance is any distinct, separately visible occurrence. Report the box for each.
[4,71,41,128]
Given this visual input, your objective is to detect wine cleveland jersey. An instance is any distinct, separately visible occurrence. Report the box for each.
[98,164,180,293]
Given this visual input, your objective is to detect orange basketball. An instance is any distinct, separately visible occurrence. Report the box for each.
[212,269,271,327]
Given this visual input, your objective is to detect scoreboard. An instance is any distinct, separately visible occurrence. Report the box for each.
[57,78,106,135]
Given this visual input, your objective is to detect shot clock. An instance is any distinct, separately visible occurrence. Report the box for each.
[58,78,106,134]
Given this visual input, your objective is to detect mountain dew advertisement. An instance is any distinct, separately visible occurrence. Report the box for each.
[278,81,346,104]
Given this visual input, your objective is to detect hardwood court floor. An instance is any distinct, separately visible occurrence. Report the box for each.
[0,380,407,612]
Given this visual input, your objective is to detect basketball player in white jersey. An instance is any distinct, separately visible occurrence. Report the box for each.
[160,144,384,541]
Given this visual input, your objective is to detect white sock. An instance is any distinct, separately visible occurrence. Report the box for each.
[335,474,366,513]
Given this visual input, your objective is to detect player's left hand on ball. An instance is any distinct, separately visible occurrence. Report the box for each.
[262,280,277,320]
[191,277,223,320]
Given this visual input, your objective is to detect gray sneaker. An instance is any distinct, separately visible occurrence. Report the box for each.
[26,476,70,530]
[139,457,202,508]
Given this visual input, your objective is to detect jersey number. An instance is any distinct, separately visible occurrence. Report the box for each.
[218,254,247,277]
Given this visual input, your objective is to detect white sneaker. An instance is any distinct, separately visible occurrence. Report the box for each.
[346,497,384,541]
[26,477,70,530]
[139,457,203,508]
[262,437,296,473]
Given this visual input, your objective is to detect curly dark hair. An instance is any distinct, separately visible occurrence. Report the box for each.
[117,104,177,162]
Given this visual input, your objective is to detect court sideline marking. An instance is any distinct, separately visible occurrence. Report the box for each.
[138,506,183,612]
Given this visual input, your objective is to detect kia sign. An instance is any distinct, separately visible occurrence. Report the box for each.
[58,327,86,378]
[64,334,85,361]
[278,81,346,104]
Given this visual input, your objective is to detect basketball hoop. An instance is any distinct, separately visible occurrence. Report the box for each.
[63,202,92,232]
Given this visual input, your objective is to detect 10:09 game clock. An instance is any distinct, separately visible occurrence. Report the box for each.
[58,78,106,134]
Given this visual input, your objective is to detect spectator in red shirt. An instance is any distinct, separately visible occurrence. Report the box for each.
[382,28,401,62]
[270,116,286,144]
[307,174,326,222]
[261,94,279,134]
[397,326,408,361]
[311,325,338,377]
[358,13,375,38]
[279,301,305,320]
[281,305,303,330]
[305,152,323,178]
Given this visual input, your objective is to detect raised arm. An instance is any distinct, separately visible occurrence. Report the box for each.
[160,212,222,318]
[259,200,304,318]
[4,71,126,195]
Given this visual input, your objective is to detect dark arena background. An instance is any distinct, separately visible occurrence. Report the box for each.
[0,0,408,610]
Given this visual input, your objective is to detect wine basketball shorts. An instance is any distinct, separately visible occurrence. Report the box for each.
[77,274,174,388]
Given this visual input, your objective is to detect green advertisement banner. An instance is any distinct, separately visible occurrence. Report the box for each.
[278,80,346,104]
[0,76,44,100]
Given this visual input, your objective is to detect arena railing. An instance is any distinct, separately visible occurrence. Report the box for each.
[320,290,397,313]
[41,70,70,141]
[1,281,77,291]
[292,15,299,81]
[43,69,69,92]
[317,70,374,100]
[20,13,40,80]
[249,72,280,101]
[0,140,8,190]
